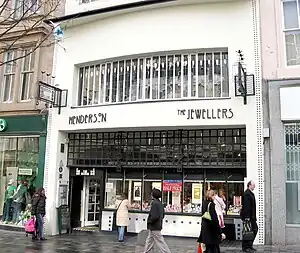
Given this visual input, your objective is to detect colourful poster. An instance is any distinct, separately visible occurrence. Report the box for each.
[133,182,142,201]
[163,180,182,192]
[192,183,203,204]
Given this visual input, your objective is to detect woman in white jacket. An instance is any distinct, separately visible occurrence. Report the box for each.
[116,193,130,242]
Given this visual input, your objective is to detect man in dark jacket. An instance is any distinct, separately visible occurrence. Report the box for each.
[31,188,46,240]
[240,181,258,252]
[143,188,171,253]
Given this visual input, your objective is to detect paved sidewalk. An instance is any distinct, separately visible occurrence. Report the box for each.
[1,230,300,253]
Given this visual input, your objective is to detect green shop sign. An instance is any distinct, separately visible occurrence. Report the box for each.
[0,118,7,132]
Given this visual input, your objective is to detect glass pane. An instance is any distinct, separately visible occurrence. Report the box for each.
[285,31,300,66]
[183,55,188,97]
[100,64,105,103]
[88,66,94,105]
[82,67,88,105]
[286,182,300,224]
[206,53,213,97]
[198,53,205,97]
[163,177,182,213]
[3,75,13,102]
[94,65,100,104]
[78,68,84,105]
[131,59,138,101]
[112,62,118,103]
[191,55,196,97]
[142,181,162,211]
[214,53,221,97]
[152,57,159,99]
[159,56,166,99]
[138,59,144,100]
[105,63,111,102]
[118,61,124,102]
[283,1,299,29]
[105,179,123,208]
[167,55,174,99]
[174,55,181,98]
[145,58,151,99]
[128,180,142,210]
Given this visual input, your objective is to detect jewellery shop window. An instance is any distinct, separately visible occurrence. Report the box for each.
[163,169,183,213]
[124,168,143,211]
[104,171,123,209]
[183,169,204,214]
[143,168,163,211]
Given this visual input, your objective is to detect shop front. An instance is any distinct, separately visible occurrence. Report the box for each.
[67,129,246,239]
[0,115,47,228]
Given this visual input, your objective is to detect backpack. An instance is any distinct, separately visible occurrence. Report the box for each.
[24,218,36,234]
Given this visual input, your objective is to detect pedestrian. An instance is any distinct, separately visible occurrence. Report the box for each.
[31,188,46,241]
[2,179,16,223]
[214,189,226,253]
[143,188,171,253]
[197,190,225,253]
[240,180,258,252]
[116,192,130,242]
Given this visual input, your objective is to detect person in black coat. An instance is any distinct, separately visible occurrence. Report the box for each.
[198,190,225,253]
[31,188,46,241]
[143,188,171,253]
[240,181,258,252]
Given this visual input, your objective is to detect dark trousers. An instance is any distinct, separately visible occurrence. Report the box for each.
[205,244,218,253]
[2,199,13,222]
[242,220,258,250]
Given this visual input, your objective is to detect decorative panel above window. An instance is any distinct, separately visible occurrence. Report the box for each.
[77,51,229,106]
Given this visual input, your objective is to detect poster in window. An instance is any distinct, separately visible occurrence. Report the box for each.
[133,182,142,201]
[163,180,182,192]
[192,183,203,204]
[234,196,242,206]
[152,182,161,191]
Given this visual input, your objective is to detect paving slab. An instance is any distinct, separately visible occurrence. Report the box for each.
[0,230,299,253]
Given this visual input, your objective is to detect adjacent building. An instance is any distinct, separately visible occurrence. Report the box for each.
[0,0,64,228]
[261,0,300,246]
[45,0,264,244]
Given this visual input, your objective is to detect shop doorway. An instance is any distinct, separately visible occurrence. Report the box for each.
[82,178,102,227]
[70,176,84,228]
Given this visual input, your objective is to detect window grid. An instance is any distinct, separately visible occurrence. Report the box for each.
[20,49,35,101]
[14,0,40,19]
[67,129,246,168]
[77,51,229,106]
[285,123,300,181]
[2,51,17,102]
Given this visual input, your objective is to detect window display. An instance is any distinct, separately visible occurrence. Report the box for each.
[183,182,203,213]
[0,137,39,227]
[124,180,142,210]
[105,179,123,208]
[142,181,161,211]
[162,180,183,212]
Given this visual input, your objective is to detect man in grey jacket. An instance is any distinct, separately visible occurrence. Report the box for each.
[143,188,171,253]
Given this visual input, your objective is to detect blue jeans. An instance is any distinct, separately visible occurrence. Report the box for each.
[118,226,125,241]
[36,214,44,239]
[12,202,22,223]
[2,199,13,222]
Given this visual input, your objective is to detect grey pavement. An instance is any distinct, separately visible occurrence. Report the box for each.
[0,230,300,253]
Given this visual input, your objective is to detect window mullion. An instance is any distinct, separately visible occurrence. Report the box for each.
[220,52,223,97]
[172,55,175,99]
[143,58,146,100]
[109,62,113,103]
[212,53,215,98]
[181,54,184,98]
[129,59,133,101]
[150,57,153,99]
[92,65,96,104]
[188,54,191,98]
[195,54,199,98]
[204,53,207,98]
[116,61,120,103]
[136,59,140,100]
[104,64,107,104]
[123,60,126,102]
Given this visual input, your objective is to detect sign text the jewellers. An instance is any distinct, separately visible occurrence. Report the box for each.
[69,113,107,125]
[177,108,233,120]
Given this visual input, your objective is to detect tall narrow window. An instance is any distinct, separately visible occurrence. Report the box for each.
[14,0,39,19]
[20,50,35,101]
[2,51,17,102]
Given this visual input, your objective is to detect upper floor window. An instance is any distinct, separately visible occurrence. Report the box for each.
[2,51,17,102]
[283,0,300,66]
[13,0,39,19]
[77,51,229,106]
[1,49,36,103]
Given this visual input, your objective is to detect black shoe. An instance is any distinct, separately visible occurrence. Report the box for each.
[40,238,47,241]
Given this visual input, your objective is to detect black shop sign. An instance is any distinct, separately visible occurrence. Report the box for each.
[69,113,107,125]
[177,108,233,120]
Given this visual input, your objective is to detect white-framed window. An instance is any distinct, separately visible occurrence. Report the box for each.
[2,51,17,102]
[77,50,229,106]
[20,49,35,101]
[13,0,39,19]
[283,0,300,66]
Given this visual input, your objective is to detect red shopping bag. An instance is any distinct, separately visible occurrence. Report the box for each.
[197,243,202,253]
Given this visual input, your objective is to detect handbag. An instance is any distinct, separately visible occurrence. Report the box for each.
[197,243,205,253]
[242,219,255,241]
[201,202,212,221]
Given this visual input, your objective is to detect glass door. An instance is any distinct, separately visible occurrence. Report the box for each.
[84,178,101,226]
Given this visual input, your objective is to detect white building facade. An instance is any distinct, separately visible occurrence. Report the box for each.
[44,0,264,244]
